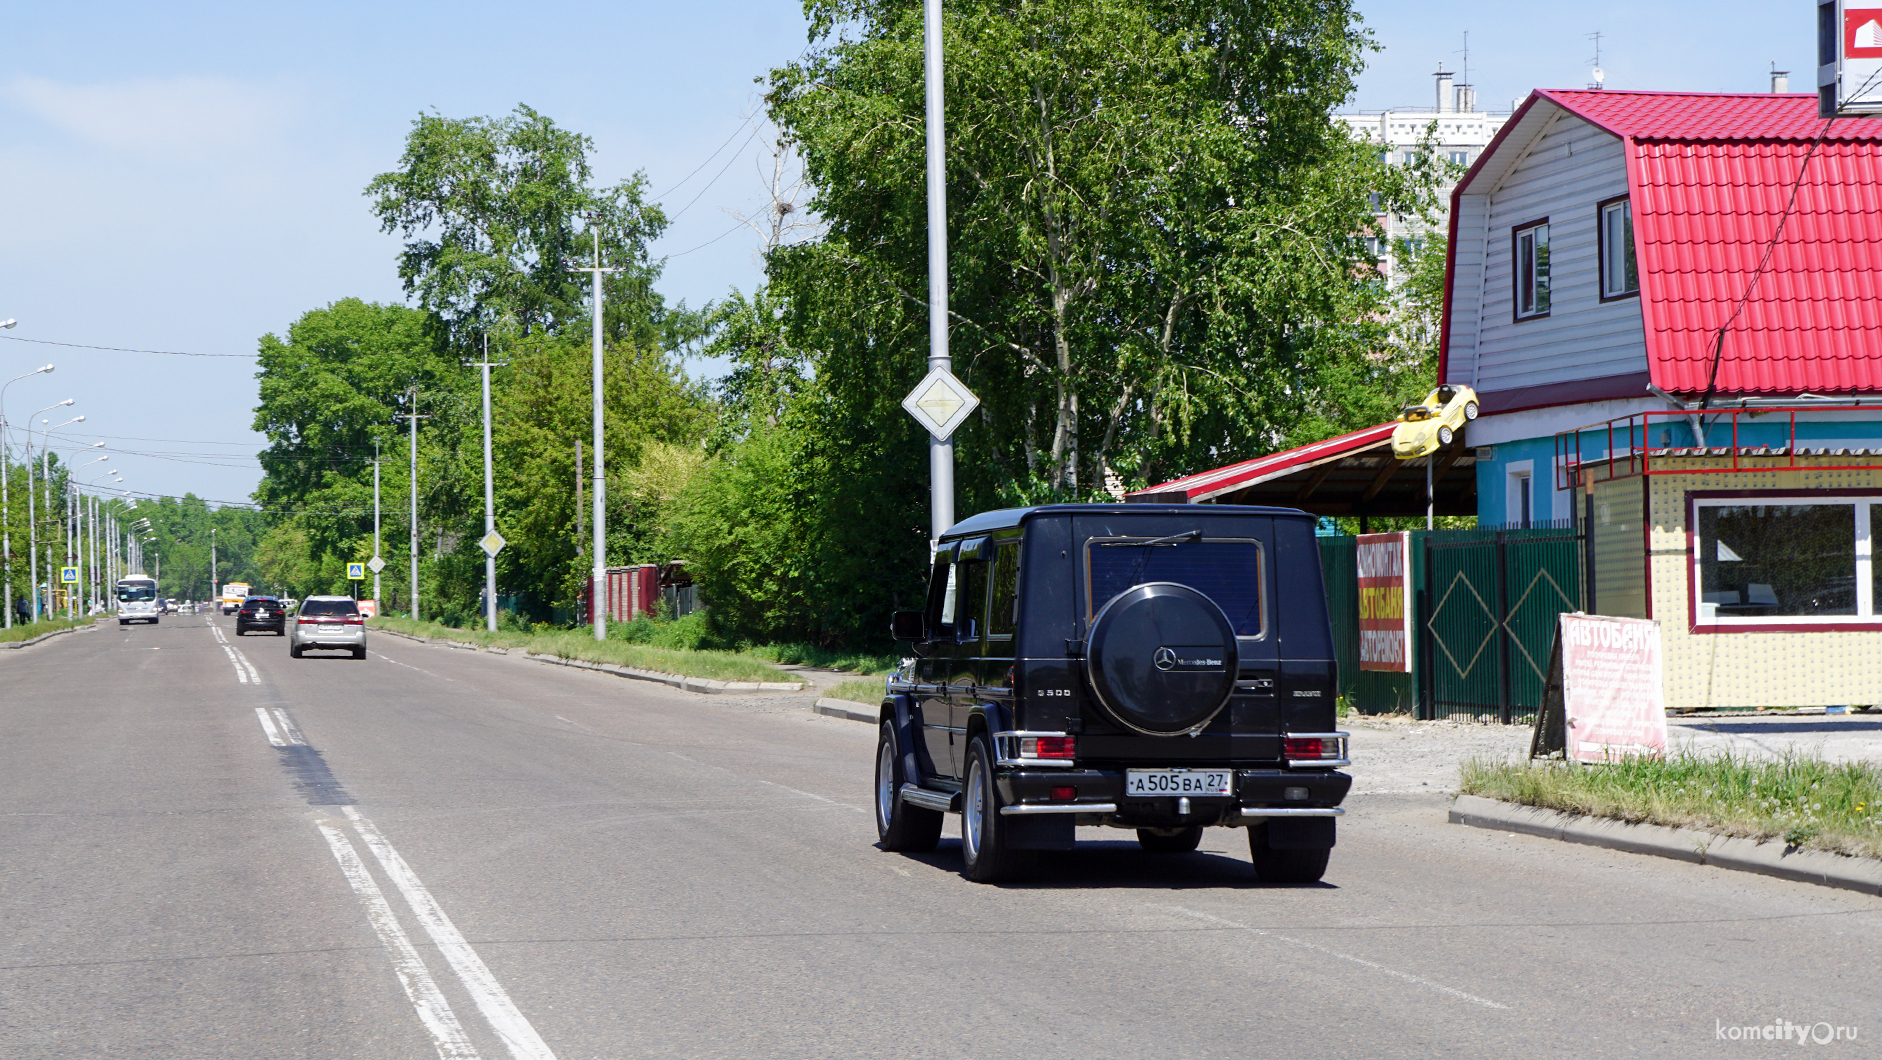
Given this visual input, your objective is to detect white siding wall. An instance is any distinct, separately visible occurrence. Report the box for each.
[1446,112,1648,392]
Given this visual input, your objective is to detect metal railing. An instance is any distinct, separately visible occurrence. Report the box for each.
[1554,404,1882,490]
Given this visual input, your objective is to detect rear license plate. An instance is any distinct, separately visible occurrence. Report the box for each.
[1125,770,1233,797]
[319,624,343,632]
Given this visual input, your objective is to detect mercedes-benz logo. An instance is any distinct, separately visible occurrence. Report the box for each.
[1153,647,1178,671]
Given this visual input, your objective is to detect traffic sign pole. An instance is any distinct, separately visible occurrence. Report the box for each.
[923,0,953,545]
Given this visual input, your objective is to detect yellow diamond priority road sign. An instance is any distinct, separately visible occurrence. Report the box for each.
[480,531,506,559]
[901,367,980,441]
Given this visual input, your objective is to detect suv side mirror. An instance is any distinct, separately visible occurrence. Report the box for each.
[890,610,927,642]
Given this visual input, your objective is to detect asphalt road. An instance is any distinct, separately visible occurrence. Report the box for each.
[3,615,1880,1058]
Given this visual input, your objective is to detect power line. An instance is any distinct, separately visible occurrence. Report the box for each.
[665,123,765,223]
[0,334,251,358]
[651,118,758,201]
[665,217,749,258]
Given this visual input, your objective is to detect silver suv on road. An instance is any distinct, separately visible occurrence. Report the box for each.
[289,596,367,659]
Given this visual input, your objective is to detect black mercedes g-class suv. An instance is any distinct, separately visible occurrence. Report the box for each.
[876,504,1350,883]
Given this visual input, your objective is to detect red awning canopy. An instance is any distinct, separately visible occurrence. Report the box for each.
[1126,423,1478,516]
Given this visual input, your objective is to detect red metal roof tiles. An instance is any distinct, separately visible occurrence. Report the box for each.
[1128,422,1397,502]
[1469,91,1882,397]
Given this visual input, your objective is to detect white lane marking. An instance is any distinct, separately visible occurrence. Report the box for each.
[553,715,596,733]
[230,645,261,684]
[1154,905,1507,1010]
[255,708,287,747]
[344,807,558,1060]
[378,652,455,682]
[666,750,866,815]
[220,645,249,684]
[271,707,307,746]
[210,624,227,644]
[316,821,482,1060]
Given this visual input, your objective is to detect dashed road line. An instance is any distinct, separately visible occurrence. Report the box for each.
[1153,905,1507,1010]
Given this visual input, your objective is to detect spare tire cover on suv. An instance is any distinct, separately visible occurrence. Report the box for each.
[1085,582,1238,736]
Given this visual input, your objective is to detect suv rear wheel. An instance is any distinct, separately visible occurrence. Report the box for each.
[1248,826,1331,884]
[961,735,1023,882]
[874,721,942,852]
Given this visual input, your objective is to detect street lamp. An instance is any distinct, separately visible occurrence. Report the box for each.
[25,406,79,621]
[1,360,54,628]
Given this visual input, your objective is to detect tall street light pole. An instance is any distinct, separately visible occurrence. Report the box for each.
[923,0,955,542]
[373,439,381,610]
[571,228,619,641]
[471,336,508,632]
[399,391,429,622]
[1,360,54,627]
[27,405,78,620]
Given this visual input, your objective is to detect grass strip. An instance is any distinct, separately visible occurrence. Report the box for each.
[824,676,888,707]
[368,615,795,685]
[742,643,900,675]
[1460,749,1882,859]
[0,616,90,644]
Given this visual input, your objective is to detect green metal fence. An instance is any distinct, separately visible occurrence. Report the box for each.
[1320,525,1582,722]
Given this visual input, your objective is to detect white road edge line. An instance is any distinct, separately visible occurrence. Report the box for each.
[219,644,248,684]
[254,708,286,747]
[230,645,260,683]
[344,807,558,1060]
[1154,905,1508,1010]
[315,821,482,1060]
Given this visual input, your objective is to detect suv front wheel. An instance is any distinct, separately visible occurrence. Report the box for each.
[875,721,942,852]
[961,735,1023,883]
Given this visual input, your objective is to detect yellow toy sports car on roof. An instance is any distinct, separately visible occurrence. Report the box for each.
[1390,384,1478,459]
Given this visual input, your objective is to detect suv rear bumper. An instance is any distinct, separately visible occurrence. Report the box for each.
[994,767,1351,827]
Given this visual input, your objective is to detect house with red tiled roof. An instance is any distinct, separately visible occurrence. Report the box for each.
[1445,88,1882,708]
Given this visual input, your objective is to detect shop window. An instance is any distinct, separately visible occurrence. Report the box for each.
[1513,220,1550,319]
[1691,496,1877,627]
[1599,197,1639,300]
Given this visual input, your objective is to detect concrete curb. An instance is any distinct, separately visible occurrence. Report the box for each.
[0,624,92,651]
[814,698,878,724]
[1450,794,1882,896]
[368,626,804,694]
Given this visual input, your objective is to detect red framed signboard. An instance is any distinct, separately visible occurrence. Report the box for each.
[1356,532,1412,672]
[1560,614,1666,763]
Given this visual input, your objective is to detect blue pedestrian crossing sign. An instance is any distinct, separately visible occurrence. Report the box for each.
[347,562,365,580]
[60,567,78,584]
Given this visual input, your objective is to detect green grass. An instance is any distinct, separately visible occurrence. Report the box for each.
[824,676,889,706]
[0,616,90,644]
[367,615,796,684]
[741,642,900,675]
[1460,749,1882,858]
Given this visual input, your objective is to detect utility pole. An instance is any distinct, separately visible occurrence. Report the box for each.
[471,336,508,632]
[571,228,619,641]
[922,0,955,542]
[398,390,429,622]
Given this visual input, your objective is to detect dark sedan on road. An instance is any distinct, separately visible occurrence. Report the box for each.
[235,596,287,636]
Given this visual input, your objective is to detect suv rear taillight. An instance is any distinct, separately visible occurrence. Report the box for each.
[1020,735,1075,759]
[1284,733,1350,767]
[343,615,364,625]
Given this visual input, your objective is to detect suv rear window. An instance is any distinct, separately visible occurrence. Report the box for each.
[299,599,360,617]
[244,598,279,607]
[1085,537,1265,637]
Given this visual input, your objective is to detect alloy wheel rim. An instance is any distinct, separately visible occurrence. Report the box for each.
[876,738,894,827]
[963,757,984,863]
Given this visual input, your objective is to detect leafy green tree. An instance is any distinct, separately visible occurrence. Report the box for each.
[366,105,687,352]
[768,0,1441,501]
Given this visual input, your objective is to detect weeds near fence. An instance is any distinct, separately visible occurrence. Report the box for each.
[1460,748,1882,858]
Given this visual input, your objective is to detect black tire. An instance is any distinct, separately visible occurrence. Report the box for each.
[1438,425,1454,446]
[290,644,303,659]
[961,735,1024,883]
[1137,826,1204,853]
[1464,400,1479,421]
[875,721,943,852]
[235,627,245,636]
[1248,826,1331,884]
[352,646,367,659]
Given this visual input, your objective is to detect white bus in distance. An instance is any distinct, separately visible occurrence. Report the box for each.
[117,575,160,625]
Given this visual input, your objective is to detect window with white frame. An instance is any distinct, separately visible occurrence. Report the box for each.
[1506,463,1535,529]
[1691,495,1878,626]
[1448,150,1469,165]
[1513,220,1550,319]
[1599,197,1639,299]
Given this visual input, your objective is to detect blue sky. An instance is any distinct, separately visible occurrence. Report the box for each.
[0,1,1816,504]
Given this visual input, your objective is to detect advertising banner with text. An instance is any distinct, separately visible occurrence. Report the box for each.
[1561,614,1666,762]
[1356,532,1412,672]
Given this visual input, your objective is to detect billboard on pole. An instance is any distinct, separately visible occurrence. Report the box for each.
[1820,2,1882,116]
